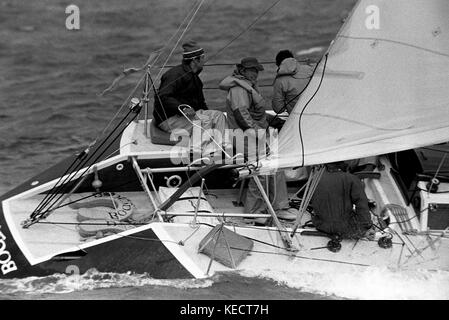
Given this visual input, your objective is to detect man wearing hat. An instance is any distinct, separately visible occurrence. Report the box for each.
[153,40,226,138]
[219,57,298,224]
[219,57,267,131]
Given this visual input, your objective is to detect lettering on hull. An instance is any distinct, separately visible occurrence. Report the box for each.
[0,228,18,275]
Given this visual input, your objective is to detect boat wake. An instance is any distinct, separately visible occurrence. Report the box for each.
[239,265,449,300]
[1,265,448,299]
[0,268,213,296]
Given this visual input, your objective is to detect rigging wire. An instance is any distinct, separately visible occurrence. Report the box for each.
[136,0,207,131]
[30,107,136,220]
[42,177,147,212]
[37,218,373,268]
[427,153,447,197]
[92,0,203,149]
[29,108,141,223]
[149,0,285,119]
[43,112,139,216]
[206,0,283,62]
[30,146,90,218]
[154,0,207,84]
[30,0,296,225]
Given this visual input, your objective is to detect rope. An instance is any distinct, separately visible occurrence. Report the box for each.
[108,192,119,217]
[178,104,233,159]
[229,246,370,267]
[267,58,321,128]
[416,188,449,194]
[37,221,146,226]
[163,60,313,68]
[298,53,329,166]
[173,222,373,267]
[42,178,140,212]
[427,153,447,197]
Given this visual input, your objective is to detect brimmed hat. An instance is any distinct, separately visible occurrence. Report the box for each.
[236,57,264,71]
[182,40,204,59]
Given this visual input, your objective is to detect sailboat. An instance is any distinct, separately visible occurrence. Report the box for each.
[1,0,448,296]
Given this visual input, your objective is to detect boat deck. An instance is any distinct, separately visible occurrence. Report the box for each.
[6,191,157,260]
[5,187,306,262]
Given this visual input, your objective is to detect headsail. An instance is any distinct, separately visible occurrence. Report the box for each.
[264,0,449,171]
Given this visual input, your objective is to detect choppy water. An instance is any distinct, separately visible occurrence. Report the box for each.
[2,0,448,301]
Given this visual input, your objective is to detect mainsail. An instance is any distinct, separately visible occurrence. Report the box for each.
[264,0,449,171]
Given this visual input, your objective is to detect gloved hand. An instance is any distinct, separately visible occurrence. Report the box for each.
[182,107,198,120]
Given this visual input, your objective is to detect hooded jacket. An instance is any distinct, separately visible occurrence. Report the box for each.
[153,63,207,126]
[219,71,268,130]
[272,57,314,114]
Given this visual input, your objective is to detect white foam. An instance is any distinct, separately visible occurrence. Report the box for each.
[238,265,449,300]
[296,47,325,56]
[0,268,214,295]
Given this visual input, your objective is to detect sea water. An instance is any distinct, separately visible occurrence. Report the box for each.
[1,0,448,301]
[0,267,448,300]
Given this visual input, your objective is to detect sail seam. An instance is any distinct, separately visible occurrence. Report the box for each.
[339,35,449,58]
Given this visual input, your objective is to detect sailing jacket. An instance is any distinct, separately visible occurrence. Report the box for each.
[153,63,207,126]
[272,58,314,114]
[311,168,372,237]
[219,72,268,130]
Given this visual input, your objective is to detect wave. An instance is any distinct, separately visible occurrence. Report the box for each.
[296,47,325,56]
[0,268,214,296]
[238,265,449,300]
[3,265,446,300]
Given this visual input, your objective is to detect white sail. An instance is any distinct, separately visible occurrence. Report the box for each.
[264,0,449,171]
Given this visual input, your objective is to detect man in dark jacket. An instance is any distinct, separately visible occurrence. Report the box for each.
[153,41,226,137]
[311,161,374,239]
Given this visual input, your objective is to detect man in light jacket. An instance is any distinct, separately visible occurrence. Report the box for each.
[272,50,314,114]
[219,57,298,223]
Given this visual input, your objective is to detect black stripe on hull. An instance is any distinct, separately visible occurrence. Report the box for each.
[0,209,193,279]
[40,227,193,279]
